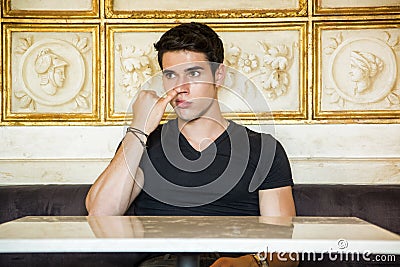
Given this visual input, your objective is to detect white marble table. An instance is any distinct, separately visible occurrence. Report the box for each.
[0,216,399,265]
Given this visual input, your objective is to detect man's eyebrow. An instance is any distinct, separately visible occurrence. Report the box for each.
[184,66,204,72]
[162,69,176,75]
[163,66,205,74]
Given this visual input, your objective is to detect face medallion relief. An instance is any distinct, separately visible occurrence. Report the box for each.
[349,51,383,96]
[327,37,396,104]
[34,48,68,96]
[17,39,86,106]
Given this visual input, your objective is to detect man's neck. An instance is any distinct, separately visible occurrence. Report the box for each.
[177,114,229,152]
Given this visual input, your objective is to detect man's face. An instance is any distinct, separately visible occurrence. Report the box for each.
[53,66,66,87]
[162,51,223,122]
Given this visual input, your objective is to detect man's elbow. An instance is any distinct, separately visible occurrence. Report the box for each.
[85,197,126,216]
[85,194,93,215]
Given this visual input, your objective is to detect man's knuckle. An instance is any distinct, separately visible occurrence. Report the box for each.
[214,257,231,266]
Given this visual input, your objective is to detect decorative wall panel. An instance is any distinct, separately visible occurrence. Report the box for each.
[314,0,400,15]
[0,0,399,126]
[314,21,400,120]
[107,23,307,123]
[106,0,307,19]
[3,0,99,18]
[2,24,100,122]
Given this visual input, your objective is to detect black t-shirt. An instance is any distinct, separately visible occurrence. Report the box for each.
[131,119,293,216]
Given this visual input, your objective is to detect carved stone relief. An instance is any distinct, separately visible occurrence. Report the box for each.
[219,30,301,113]
[11,32,93,113]
[116,44,159,98]
[112,31,162,114]
[111,29,303,117]
[321,29,400,111]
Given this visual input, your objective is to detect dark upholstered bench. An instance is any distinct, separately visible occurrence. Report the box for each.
[0,184,399,266]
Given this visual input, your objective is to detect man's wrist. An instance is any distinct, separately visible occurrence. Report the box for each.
[252,253,269,267]
[129,123,147,134]
[127,127,149,137]
[126,127,148,148]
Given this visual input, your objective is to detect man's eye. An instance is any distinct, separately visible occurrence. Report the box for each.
[164,72,176,79]
[188,71,200,77]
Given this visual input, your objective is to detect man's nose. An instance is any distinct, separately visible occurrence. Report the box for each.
[174,77,190,93]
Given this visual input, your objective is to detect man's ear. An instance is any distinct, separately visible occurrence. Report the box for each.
[214,64,226,87]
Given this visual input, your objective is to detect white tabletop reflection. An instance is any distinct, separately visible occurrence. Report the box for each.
[0,216,399,254]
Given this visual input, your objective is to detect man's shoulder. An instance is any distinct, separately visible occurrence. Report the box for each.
[230,121,275,141]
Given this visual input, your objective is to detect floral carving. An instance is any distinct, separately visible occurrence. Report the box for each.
[238,53,258,73]
[324,33,343,55]
[260,44,291,98]
[72,35,90,54]
[384,31,400,51]
[74,89,90,109]
[15,36,33,54]
[383,32,400,107]
[386,89,400,106]
[71,36,91,111]
[226,44,241,66]
[224,42,294,100]
[14,90,35,110]
[116,44,158,97]
[14,37,36,110]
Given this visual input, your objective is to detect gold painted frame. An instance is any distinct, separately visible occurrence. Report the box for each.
[2,0,99,18]
[2,24,100,124]
[313,0,400,16]
[313,21,400,121]
[0,14,2,124]
[106,23,307,124]
[105,0,307,19]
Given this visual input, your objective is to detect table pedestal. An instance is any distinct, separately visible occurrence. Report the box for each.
[176,254,200,267]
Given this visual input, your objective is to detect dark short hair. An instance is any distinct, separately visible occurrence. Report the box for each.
[154,22,224,72]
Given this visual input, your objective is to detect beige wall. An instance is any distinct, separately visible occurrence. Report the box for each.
[1,0,399,184]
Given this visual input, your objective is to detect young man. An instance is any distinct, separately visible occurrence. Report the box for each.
[86,22,297,267]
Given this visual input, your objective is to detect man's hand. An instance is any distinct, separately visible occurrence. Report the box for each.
[130,89,177,134]
[210,255,259,267]
[210,254,299,267]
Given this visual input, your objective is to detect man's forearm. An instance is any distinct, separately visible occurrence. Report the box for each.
[85,133,146,215]
[266,253,299,267]
[210,253,299,267]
